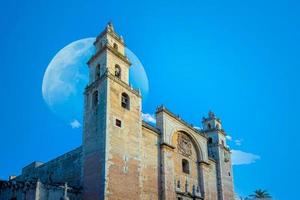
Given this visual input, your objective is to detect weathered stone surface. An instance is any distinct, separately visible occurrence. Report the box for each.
[0,23,235,200]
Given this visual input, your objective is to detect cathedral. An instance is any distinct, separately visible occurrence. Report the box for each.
[0,23,235,200]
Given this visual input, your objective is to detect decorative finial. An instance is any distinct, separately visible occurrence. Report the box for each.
[107,21,114,32]
[208,110,215,118]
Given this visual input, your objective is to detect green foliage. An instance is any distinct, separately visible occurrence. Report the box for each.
[249,189,272,199]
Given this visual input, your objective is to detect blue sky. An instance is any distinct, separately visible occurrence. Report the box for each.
[0,0,299,199]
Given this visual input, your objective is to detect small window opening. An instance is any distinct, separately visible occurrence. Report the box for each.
[208,137,213,144]
[115,64,121,78]
[92,91,98,107]
[121,93,130,110]
[221,140,225,146]
[177,180,181,188]
[113,43,118,50]
[115,119,122,127]
[96,64,100,79]
[228,172,231,176]
[207,123,212,129]
[182,159,190,174]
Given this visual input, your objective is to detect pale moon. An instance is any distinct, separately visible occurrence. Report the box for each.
[42,38,149,125]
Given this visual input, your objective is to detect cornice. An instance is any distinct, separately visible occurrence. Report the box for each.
[107,72,141,97]
[84,73,106,94]
[208,157,217,163]
[198,160,210,166]
[142,121,160,134]
[156,105,206,138]
[95,29,125,46]
[202,116,221,123]
[84,71,141,98]
[160,142,175,150]
[87,44,131,66]
[203,128,227,136]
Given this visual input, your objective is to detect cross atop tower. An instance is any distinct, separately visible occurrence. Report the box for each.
[202,110,222,131]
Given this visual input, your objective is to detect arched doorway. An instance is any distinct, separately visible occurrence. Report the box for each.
[172,131,203,199]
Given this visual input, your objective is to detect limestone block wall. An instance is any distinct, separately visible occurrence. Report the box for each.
[18,147,82,187]
[156,107,211,199]
[218,148,235,200]
[156,108,208,161]
[107,50,130,83]
[201,159,218,200]
[172,131,201,196]
[105,77,142,200]
[89,52,107,84]
[82,78,108,200]
[160,144,176,200]
[0,180,81,200]
[95,31,125,57]
[37,181,81,200]
[0,180,36,200]
[140,125,160,200]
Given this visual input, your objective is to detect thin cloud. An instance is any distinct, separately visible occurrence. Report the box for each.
[142,113,156,124]
[231,149,260,165]
[235,139,243,146]
[70,119,81,129]
[226,135,232,141]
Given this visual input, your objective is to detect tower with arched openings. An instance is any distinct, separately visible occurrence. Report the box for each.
[0,22,234,200]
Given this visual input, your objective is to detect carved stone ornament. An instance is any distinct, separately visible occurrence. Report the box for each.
[178,133,192,157]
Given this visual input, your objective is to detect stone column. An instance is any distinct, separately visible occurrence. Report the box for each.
[199,161,210,199]
[160,143,176,200]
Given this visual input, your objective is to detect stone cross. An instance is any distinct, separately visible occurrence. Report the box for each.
[59,182,71,200]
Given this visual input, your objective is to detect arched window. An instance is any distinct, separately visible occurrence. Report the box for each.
[192,185,196,194]
[95,64,100,79]
[208,137,213,144]
[182,159,189,174]
[121,93,130,110]
[113,43,118,50]
[197,186,200,193]
[207,123,212,129]
[92,90,98,107]
[115,64,121,78]
[177,180,181,188]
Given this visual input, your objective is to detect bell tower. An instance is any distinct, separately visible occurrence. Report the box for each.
[202,111,234,200]
[82,22,142,200]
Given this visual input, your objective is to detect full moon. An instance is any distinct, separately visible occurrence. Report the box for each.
[42,38,149,125]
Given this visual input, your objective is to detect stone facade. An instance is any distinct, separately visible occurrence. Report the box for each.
[0,22,235,200]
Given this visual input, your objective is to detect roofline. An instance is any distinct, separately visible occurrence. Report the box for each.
[142,121,160,134]
[156,105,206,138]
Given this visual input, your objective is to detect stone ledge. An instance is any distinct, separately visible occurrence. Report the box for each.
[156,105,206,137]
[160,142,175,150]
[95,26,125,46]
[198,161,210,166]
[84,71,141,98]
[142,121,160,134]
[87,44,131,66]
